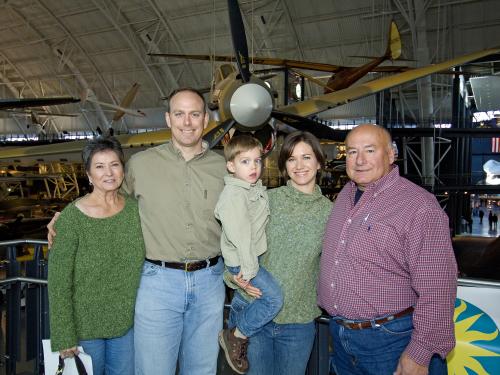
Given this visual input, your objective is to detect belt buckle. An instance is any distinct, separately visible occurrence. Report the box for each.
[185,262,189,272]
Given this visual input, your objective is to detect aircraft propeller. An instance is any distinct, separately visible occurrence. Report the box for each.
[202,0,340,149]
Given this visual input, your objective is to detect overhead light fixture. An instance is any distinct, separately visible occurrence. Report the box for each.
[294,83,302,100]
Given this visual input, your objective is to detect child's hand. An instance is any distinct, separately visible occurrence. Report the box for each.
[233,272,262,298]
[233,271,250,288]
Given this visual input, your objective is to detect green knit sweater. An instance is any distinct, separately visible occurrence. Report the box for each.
[48,197,145,351]
[260,182,332,324]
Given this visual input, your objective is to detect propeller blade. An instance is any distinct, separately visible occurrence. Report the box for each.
[228,0,251,82]
[253,124,277,156]
[271,110,344,141]
[203,119,236,149]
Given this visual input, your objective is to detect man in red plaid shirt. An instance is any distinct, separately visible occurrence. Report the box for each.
[318,124,457,375]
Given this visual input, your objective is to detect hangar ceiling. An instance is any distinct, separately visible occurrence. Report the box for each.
[0,0,499,136]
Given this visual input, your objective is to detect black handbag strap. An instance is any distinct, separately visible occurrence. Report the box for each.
[56,354,88,375]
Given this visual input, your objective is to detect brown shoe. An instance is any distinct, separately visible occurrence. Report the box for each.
[219,328,249,374]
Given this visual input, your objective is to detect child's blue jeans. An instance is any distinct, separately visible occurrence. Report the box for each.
[226,265,283,337]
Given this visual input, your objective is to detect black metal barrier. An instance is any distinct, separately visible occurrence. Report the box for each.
[307,316,331,375]
[0,238,331,375]
[0,239,49,375]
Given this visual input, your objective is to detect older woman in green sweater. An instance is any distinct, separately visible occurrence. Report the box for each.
[231,131,332,375]
[48,137,145,375]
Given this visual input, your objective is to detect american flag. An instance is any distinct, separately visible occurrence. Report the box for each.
[493,138,500,153]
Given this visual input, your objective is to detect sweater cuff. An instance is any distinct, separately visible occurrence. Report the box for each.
[223,270,239,289]
[51,333,78,353]
[405,339,436,366]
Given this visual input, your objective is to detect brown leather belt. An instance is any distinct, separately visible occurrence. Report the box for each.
[335,306,414,330]
[145,256,219,272]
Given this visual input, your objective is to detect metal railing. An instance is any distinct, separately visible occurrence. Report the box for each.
[0,239,49,375]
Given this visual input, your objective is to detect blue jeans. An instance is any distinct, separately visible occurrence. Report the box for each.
[79,327,134,375]
[226,265,283,337]
[229,292,315,375]
[329,313,447,375]
[134,258,225,375]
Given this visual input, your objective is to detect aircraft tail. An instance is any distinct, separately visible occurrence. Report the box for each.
[385,21,402,61]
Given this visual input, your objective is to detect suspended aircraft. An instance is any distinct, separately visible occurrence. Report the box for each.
[82,82,146,121]
[0,0,499,163]
[150,20,404,94]
[0,96,80,110]
[5,110,79,131]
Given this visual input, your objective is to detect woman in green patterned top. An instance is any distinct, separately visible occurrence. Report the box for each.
[231,131,333,375]
[48,137,145,375]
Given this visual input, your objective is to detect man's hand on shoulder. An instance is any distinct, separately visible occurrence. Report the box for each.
[47,212,60,249]
[394,352,428,375]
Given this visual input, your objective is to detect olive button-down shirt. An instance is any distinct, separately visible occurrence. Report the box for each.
[122,141,226,262]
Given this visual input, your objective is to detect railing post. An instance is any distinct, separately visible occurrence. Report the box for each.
[25,244,48,374]
[306,319,331,375]
[40,248,50,375]
[5,245,20,375]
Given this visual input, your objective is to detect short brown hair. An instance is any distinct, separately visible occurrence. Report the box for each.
[224,135,263,162]
[167,87,206,113]
[82,136,124,172]
[278,131,325,179]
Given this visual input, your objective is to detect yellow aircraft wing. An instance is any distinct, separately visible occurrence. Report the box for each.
[0,121,222,163]
[280,46,500,117]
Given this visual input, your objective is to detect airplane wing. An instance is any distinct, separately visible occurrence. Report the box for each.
[148,52,408,74]
[0,130,171,163]
[0,97,80,110]
[0,121,222,163]
[280,46,500,117]
[3,109,79,118]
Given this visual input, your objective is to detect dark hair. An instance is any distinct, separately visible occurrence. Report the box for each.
[82,136,125,172]
[167,87,207,113]
[224,135,263,161]
[278,131,325,179]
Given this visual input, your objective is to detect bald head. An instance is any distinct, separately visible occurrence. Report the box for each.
[345,124,395,190]
[345,124,393,151]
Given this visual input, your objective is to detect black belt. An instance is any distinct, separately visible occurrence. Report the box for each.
[335,306,414,330]
[145,256,219,272]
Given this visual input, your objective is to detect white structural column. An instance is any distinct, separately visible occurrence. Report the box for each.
[145,0,201,89]
[53,48,109,130]
[393,0,435,186]
[33,0,114,130]
[3,5,99,133]
[91,0,172,98]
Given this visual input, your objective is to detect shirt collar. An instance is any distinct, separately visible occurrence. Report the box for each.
[349,165,400,196]
[224,175,264,190]
[166,140,209,160]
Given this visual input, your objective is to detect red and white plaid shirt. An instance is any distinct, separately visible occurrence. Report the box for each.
[318,166,457,366]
